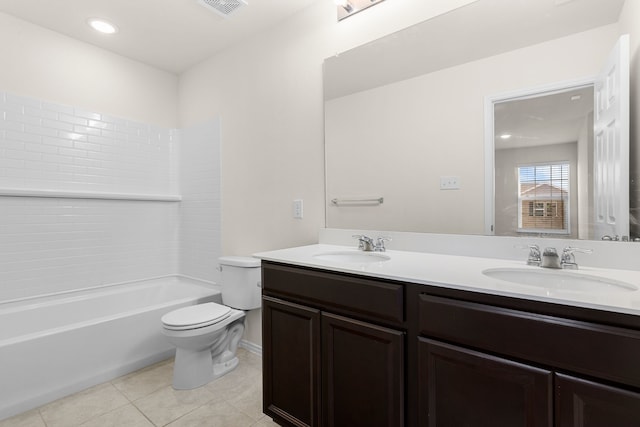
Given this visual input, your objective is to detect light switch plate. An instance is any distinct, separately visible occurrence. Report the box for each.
[440,176,460,190]
[293,199,303,218]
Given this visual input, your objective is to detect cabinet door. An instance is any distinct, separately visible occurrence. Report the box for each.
[419,338,553,427]
[322,312,404,427]
[263,296,321,427]
[556,373,640,427]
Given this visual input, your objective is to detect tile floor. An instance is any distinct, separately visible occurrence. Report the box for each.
[0,348,279,427]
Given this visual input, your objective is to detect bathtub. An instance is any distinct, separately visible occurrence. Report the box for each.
[0,276,221,421]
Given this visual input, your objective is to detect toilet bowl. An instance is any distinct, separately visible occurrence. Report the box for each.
[161,256,261,390]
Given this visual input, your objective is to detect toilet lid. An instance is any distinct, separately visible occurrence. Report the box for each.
[162,303,232,330]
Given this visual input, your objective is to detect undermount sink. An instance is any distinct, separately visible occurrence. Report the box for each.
[482,268,638,293]
[313,250,391,264]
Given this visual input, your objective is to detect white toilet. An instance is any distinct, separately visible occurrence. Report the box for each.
[161,256,261,390]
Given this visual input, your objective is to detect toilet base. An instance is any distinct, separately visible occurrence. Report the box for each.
[171,350,241,389]
[169,316,245,390]
[213,355,239,379]
[172,347,215,390]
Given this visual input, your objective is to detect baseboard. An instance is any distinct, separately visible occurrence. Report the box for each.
[239,339,262,356]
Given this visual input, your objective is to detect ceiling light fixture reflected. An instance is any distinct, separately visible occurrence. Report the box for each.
[334,0,353,13]
[87,18,119,35]
[500,133,512,139]
[335,0,386,21]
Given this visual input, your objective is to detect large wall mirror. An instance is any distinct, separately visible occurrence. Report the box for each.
[323,0,636,241]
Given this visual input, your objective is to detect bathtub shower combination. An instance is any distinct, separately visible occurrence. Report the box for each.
[0,276,221,420]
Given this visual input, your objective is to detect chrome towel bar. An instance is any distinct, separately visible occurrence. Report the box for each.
[330,197,384,205]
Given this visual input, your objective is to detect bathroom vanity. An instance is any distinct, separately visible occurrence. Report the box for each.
[257,243,640,427]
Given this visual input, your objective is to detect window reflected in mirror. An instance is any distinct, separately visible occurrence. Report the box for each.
[517,163,570,234]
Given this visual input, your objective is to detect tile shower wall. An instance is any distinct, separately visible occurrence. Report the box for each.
[0,92,181,301]
[179,120,222,284]
[0,92,176,194]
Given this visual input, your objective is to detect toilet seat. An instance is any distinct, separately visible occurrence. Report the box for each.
[162,302,232,331]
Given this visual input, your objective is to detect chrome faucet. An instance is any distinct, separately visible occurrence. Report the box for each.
[541,247,561,269]
[538,246,592,269]
[352,235,391,252]
[560,247,593,270]
[353,234,374,251]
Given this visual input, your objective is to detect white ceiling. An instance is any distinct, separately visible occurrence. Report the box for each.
[494,86,595,149]
[0,0,319,74]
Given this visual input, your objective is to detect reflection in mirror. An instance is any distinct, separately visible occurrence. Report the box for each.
[324,0,635,241]
[493,85,594,240]
[490,34,630,241]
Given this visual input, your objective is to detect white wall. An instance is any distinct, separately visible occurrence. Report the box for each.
[0,12,178,128]
[178,0,480,256]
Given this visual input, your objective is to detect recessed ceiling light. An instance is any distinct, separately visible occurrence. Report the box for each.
[570,95,581,101]
[87,18,119,35]
[500,133,512,139]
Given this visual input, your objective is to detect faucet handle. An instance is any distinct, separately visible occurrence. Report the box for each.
[516,244,541,266]
[373,236,391,252]
[561,246,593,269]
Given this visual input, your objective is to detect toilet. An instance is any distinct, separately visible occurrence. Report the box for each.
[161,256,261,390]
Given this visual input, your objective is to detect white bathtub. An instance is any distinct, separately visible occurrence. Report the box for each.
[0,276,221,421]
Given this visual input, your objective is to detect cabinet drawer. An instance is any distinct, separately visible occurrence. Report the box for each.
[419,294,640,389]
[262,262,404,326]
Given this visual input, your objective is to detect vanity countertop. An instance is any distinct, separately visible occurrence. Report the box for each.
[254,244,640,317]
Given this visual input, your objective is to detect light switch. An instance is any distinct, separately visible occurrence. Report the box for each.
[293,199,303,219]
[440,176,460,190]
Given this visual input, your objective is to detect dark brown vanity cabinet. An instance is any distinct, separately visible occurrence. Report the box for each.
[262,262,406,427]
[262,261,640,427]
[417,293,640,427]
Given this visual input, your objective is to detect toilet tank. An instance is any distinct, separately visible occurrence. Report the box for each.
[218,256,262,310]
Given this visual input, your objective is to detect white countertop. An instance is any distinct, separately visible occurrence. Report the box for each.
[255,244,640,317]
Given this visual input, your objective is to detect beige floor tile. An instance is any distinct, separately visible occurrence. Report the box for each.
[79,404,154,427]
[39,383,129,427]
[237,348,263,372]
[204,358,261,402]
[166,400,255,427]
[133,385,215,426]
[251,415,281,427]
[226,373,264,420]
[8,350,266,427]
[0,409,46,427]
[112,359,174,401]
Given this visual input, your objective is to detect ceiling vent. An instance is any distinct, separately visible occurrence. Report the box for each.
[198,0,248,18]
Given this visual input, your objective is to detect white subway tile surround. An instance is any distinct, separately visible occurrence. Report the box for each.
[0,92,175,194]
[179,121,222,285]
[0,91,221,301]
